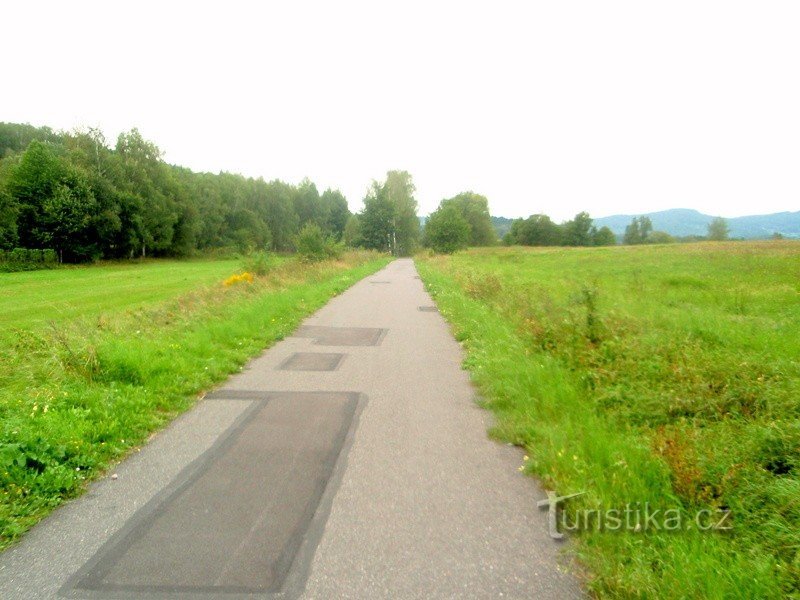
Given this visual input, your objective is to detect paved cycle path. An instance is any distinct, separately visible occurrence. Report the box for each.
[0,259,582,599]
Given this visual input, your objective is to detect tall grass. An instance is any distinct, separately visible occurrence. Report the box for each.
[417,242,800,598]
[0,252,390,549]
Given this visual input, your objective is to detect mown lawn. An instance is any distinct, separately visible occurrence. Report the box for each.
[417,241,800,599]
[0,259,242,333]
[0,252,389,549]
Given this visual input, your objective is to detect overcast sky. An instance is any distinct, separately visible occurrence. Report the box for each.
[4,1,798,220]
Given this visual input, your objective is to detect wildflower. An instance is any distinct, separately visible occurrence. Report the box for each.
[223,272,254,287]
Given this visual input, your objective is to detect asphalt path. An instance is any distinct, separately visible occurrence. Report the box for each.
[0,258,583,599]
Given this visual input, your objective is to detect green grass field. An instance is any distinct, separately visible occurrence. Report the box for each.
[0,252,389,549]
[417,241,800,599]
[0,259,242,332]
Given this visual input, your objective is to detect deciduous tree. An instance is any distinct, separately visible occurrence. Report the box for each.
[707,217,729,241]
[440,192,495,246]
[424,203,470,254]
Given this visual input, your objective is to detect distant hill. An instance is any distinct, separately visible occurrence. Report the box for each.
[491,216,514,239]
[593,209,800,239]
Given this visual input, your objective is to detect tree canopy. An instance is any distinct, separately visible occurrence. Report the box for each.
[0,122,353,261]
[707,217,730,241]
[424,203,471,254]
[623,216,677,245]
[357,171,420,256]
[504,212,616,247]
[623,216,654,245]
[439,192,496,246]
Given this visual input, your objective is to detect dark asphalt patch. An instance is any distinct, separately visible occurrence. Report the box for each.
[204,390,357,402]
[417,306,438,312]
[293,325,387,346]
[63,392,363,599]
[278,352,345,371]
[368,280,391,284]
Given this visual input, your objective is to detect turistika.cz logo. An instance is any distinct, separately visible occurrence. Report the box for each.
[537,491,732,540]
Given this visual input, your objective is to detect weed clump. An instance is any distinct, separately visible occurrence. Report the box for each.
[241,251,273,276]
[295,224,343,262]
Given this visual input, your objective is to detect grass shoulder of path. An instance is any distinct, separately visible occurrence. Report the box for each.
[0,252,390,549]
[416,242,800,599]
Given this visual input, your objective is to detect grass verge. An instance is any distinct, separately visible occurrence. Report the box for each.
[0,251,390,550]
[417,242,799,599]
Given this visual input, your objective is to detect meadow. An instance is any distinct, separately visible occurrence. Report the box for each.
[0,252,389,549]
[417,241,800,599]
[0,259,241,333]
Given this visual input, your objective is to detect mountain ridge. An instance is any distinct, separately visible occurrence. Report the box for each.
[490,209,800,239]
[593,208,800,239]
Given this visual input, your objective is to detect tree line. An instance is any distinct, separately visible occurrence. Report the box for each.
[423,204,622,253]
[623,215,730,244]
[501,212,616,248]
[0,123,362,262]
[0,121,735,264]
[490,213,731,249]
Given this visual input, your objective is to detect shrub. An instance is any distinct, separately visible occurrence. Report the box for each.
[295,224,343,262]
[241,251,273,276]
[0,248,59,272]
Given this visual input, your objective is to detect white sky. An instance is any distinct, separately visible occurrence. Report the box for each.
[4,1,799,221]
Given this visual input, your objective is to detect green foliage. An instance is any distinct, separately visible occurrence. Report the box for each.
[0,188,18,249]
[648,230,676,244]
[292,178,325,229]
[357,171,420,256]
[624,216,654,244]
[439,192,496,246]
[0,248,58,272]
[359,182,395,252]
[424,204,471,254]
[592,225,617,246]
[490,215,515,240]
[0,123,352,264]
[343,214,362,247]
[240,251,275,276]
[506,213,612,247]
[562,211,594,246]
[294,223,343,262]
[0,122,61,157]
[0,254,390,548]
[418,242,800,598]
[623,217,677,245]
[321,188,350,238]
[384,171,420,255]
[295,223,327,261]
[708,216,730,241]
[506,214,562,246]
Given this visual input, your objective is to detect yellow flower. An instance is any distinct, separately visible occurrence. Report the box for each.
[223,272,255,287]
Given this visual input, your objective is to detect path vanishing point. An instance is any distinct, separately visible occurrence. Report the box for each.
[0,259,582,599]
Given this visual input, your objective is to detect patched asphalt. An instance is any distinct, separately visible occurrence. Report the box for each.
[0,258,583,599]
